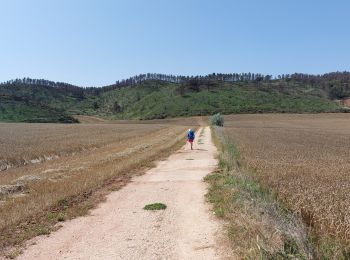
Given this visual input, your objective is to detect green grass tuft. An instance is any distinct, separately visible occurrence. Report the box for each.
[143,203,167,211]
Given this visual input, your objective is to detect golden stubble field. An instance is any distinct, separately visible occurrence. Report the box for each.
[223,114,350,244]
[0,118,199,252]
[0,123,167,171]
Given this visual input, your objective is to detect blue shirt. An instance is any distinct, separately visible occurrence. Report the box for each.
[187,131,195,140]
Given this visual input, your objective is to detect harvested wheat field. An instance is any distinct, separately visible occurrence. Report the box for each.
[223,114,350,249]
[0,121,178,171]
[0,119,199,255]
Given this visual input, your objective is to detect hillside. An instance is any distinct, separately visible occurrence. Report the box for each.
[1,72,349,122]
[0,81,82,123]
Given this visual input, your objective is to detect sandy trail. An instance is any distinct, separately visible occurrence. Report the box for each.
[18,127,224,260]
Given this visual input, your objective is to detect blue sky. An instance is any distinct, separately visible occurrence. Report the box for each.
[0,0,349,86]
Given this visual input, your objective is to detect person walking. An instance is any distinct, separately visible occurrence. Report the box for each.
[187,129,195,150]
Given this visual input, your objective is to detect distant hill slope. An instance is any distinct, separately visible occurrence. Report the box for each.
[0,101,78,123]
[0,83,79,123]
[1,72,349,122]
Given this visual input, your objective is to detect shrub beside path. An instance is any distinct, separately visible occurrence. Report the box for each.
[18,127,227,259]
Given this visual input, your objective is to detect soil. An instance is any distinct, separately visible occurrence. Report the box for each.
[17,127,226,259]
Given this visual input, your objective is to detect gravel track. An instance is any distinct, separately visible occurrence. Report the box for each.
[18,127,225,260]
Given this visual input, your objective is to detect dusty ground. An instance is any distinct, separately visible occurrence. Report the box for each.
[0,126,186,241]
[17,127,226,260]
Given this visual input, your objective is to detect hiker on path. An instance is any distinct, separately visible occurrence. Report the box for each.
[187,129,195,150]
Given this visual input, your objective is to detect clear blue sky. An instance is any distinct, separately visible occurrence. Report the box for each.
[0,0,349,86]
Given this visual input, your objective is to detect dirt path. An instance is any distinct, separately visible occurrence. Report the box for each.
[18,127,224,259]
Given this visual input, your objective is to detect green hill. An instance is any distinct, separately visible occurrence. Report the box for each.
[0,101,77,123]
[1,72,348,123]
[102,80,339,119]
[0,82,80,123]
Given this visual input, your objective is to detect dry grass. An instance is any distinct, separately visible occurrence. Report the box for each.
[0,117,205,172]
[75,115,207,125]
[222,113,350,257]
[0,120,198,252]
[0,123,166,171]
[207,126,311,259]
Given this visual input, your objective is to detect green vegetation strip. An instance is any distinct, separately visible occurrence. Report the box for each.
[143,203,167,211]
[0,76,344,123]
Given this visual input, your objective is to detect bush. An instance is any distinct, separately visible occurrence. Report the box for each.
[210,113,224,126]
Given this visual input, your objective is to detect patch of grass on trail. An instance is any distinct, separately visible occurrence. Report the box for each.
[143,203,167,211]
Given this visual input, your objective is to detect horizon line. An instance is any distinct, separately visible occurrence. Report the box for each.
[1,70,350,88]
